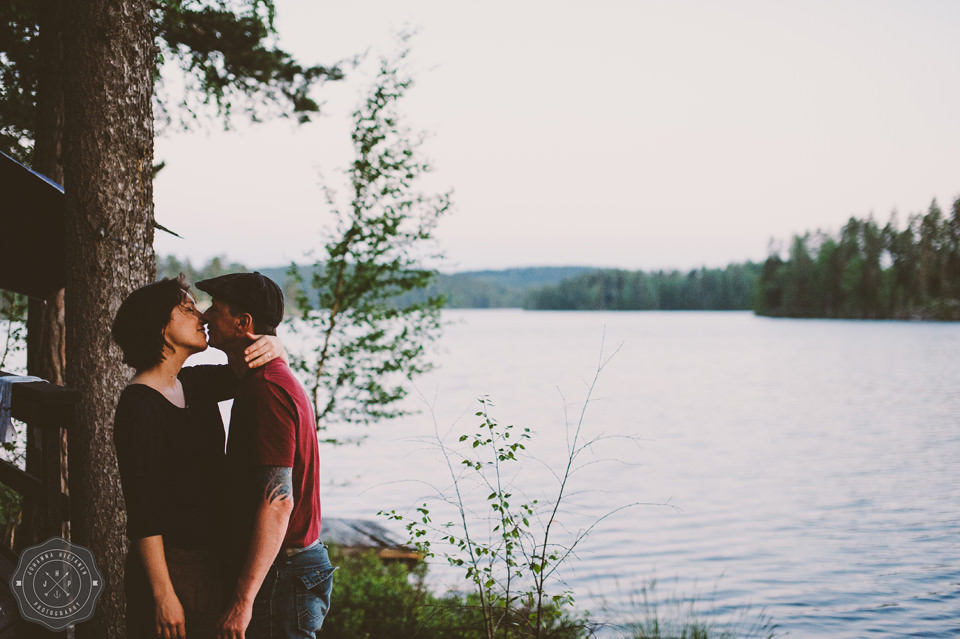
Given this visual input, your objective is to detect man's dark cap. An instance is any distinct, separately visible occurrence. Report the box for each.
[196,271,284,328]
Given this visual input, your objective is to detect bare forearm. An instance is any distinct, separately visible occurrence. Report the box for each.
[136,536,176,599]
[219,466,295,639]
[232,499,293,604]
[136,535,186,636]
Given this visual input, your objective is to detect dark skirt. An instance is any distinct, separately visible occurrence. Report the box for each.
[125,546,227,639]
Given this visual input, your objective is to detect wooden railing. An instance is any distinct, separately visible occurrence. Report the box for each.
[0,372,76,639]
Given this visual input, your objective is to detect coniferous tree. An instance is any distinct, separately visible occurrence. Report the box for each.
[526,265,761,311]
[0,3,341,632]
[861,218,884,318]
[1,0,343,161]
[755,196,960,320]
[59,0,157,633]
[1,0,344,386]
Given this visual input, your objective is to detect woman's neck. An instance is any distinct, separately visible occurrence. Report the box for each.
[130,348,191,404]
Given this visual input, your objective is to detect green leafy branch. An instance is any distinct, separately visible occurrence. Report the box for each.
[153,0,346,129]
[288,33,448,431]
[382,338,665,639]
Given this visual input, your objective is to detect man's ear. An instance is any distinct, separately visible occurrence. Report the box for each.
[235,312,255,336]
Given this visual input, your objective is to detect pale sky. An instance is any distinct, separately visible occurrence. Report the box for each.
[153,0,960,273]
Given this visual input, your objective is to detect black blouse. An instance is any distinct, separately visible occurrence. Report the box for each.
[113,365,237,551]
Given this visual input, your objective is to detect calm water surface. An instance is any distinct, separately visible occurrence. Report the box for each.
[317,310,960,638]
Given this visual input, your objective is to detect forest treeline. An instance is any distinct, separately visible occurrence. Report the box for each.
[525,264,760,310]
[160,194,960,319]
[158,258,760,311]
[756,198,960,320]
[159,260,603,309]
[158,254,247,291]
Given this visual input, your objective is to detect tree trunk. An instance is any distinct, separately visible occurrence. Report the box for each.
[23,0,69,549]
[62,0,156,636]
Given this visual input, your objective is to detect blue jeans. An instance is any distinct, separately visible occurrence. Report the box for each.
[246,543,336,639]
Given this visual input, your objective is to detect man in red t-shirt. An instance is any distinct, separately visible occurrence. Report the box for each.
[198,272,334,639]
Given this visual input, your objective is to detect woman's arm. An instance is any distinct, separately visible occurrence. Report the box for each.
[179,334,288,402]
[136,535,186,639]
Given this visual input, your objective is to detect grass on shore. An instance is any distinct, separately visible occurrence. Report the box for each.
[602,578,777,639]
[327,546,776,639]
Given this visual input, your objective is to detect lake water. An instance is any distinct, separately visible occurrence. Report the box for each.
[6,308,955,635]
[309,310,959,638]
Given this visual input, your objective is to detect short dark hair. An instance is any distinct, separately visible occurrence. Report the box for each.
[112,276,191,372]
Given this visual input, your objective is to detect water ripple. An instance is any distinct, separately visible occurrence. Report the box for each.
[317,311,960,638]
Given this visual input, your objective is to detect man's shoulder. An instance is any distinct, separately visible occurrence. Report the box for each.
[244,360,309,404]
[262,360,308,394]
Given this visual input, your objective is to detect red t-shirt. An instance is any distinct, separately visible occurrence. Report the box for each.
[227,359,321,552]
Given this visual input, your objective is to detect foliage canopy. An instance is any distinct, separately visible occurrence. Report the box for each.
[0,0,344,162]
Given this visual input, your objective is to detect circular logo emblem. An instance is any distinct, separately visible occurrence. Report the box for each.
[9,536,105,630]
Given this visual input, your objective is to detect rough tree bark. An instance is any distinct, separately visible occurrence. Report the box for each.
[62,0,157,635]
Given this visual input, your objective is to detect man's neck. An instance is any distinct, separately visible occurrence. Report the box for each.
[225,348,252,378]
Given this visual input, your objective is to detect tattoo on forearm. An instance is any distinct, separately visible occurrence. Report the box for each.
[257,466,293,505]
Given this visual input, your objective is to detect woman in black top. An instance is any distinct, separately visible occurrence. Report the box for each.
[112,276,282,639]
